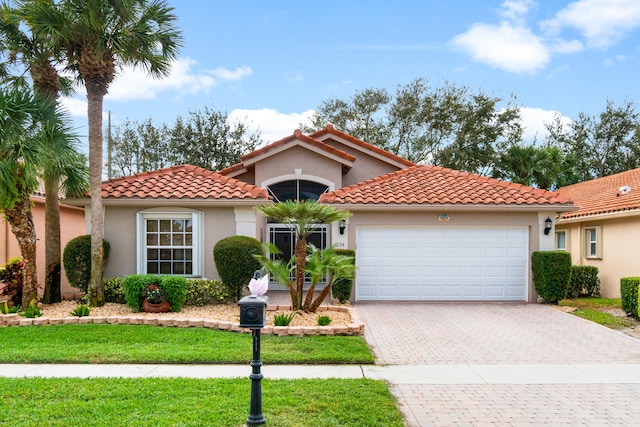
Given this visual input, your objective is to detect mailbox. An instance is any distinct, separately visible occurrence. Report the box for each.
[238,295,268,328]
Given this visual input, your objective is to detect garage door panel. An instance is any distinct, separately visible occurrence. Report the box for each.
[356,227,528,301]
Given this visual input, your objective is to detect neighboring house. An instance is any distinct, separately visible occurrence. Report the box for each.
[555,168,640,298]
[66,125,575,302]
[1,192,86,298]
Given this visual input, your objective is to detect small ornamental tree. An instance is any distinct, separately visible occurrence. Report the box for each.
[213,236,263,302]
[531,251,572,303]
[256,200,352,310]
[63,235,110,293]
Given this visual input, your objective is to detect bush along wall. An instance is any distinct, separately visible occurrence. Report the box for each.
[122,275,187,312]
[569,265,601,298]
[531,251,572,303]
[63,235,111,292]
[213,235,262,302]
[621,277,640,318]
[332,249,356,303]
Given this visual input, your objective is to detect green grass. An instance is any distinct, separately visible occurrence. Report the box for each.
[559,297,621,309]
[559,298,636,330]
[0,324,374,364]
[0,377,404,426]
[571,308,634,329]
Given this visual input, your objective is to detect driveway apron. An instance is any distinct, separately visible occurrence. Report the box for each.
[355,303,640,426]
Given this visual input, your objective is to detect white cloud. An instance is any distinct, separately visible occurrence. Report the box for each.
[540,0,640,49]
[451,21,550,73]
[106,58,252,101]
[228,108,315,146]
[59,96,88,117]
[519,106,572,142]
[499,0,536,23]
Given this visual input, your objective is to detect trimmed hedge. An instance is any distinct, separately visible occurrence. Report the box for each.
[568,265,601,298]
[122,275,187,312]
[185,279,229,306]
[63,235,111,292]
[213,236,262,302]
[531,251,572,303]
[621,277,640,318]
[104,277,126,304]
[332,249,356,303]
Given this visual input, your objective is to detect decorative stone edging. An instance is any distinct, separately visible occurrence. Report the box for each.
[0,305,365,336]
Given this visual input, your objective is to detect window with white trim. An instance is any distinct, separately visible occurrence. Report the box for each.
[137,210,202,276]
[555,230,567,251]
[583,226,602,259]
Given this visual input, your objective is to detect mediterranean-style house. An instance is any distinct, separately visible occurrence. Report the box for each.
[555,168,640,298]
[65,125,576,302]
[1,191,86,298]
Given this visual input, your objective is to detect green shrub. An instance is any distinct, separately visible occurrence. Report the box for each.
[123,275,187,312]
[568,266,601,298]
[317,315,332,326]
[19,300,41,318]
[273,312,296,326]
[186,279,229,306]
[621,277,640,317]
[71,304,91,317]
[0,257,24,306]
[332,249,355,303]
[214,236,263,302]
[63,235,111,292]
[104,277,126,304]
[1,300,20,314]
[531,251,572,303]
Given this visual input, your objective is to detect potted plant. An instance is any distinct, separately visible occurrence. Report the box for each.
[141,283,171,313]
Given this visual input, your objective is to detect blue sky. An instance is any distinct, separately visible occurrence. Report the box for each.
[61,0,640,147]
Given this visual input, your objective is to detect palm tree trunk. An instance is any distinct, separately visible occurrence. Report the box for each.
[87,89,105,306]
[4,193,38,309]
[43,178,62,303]
[294,238,306,310]
[307,285,332,313]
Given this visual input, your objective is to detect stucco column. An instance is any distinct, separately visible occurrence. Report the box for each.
[234,207,258,238]
[538,212,555,251]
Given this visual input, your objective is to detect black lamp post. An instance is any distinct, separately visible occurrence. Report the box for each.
[239,291,268,426]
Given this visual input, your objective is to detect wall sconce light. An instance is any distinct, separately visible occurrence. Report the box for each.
[338,219,346,235]
[544,217,553,235]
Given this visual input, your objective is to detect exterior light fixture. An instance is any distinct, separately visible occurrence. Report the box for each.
[338,219,346,235]
[544,217,553,235]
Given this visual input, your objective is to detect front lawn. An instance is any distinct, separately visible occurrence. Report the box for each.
[559,298,636,330]
[0,377,404,426]
[0,324,374,364]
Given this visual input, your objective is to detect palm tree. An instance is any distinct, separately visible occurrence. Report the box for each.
[256,200,351,310]
[0,84,88,308]
[304,245,355,312]
[27,0,182,305]
[0,0,77,303]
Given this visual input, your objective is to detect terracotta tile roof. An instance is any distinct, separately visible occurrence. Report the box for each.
[217,162,245,176]
[557,168,640,219]
[101,165,269,200]
[240,129,356,164]
[319,165,573,207]
[310,124,415,167]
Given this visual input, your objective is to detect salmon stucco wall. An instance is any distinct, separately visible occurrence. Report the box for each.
[1,197,86,298]
[556,215,640,298]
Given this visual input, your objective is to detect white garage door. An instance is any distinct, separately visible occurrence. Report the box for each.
[356,227,528,301]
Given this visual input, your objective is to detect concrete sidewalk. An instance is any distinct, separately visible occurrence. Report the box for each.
[3,363,640,385]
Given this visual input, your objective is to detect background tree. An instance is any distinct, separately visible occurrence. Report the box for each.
[256,201,351,311]
[0,0,78,303]
[304,78,522,172]
[107,106,261,177]
[30,0,182,306]
[546,99,640,181]
[0,85,87,308]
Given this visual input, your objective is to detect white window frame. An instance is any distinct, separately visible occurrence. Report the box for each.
[555,230,568,251]
[583,226,602,259]
[136,209,203,277]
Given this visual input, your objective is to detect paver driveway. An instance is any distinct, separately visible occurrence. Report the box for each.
[355,303,640,426]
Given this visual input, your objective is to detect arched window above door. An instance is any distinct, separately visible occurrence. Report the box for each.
[267,180,329,203]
